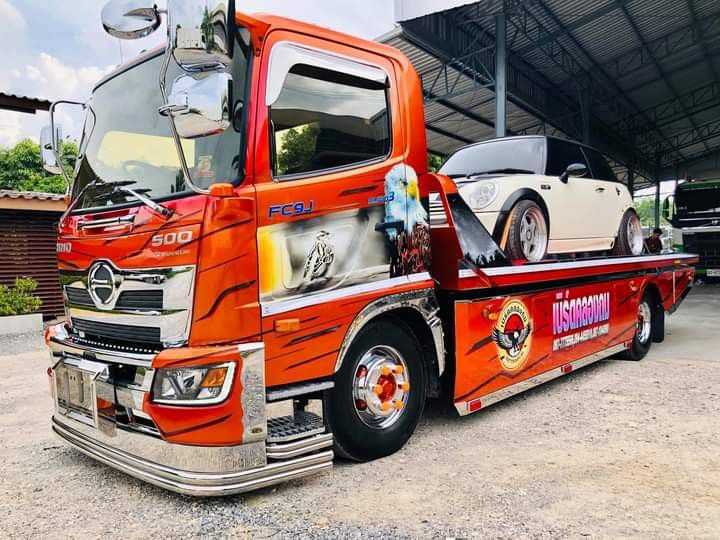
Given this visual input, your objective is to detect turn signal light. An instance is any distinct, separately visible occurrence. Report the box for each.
[201,367,228,388]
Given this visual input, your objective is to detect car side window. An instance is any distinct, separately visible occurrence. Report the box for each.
[545,139,589,177]
[269,64,391,179]
[582,148,618,182]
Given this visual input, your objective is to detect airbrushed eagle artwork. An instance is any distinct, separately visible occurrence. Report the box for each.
[382,164,432,277]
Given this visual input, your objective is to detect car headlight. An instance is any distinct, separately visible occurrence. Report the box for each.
[469,181,499,209]
[152,362,236,405]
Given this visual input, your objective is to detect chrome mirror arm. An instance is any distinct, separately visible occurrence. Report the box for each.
[49,100,86,196]
[158,50,209,196]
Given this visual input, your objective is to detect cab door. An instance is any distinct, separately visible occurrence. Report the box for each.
[252,32,431,386]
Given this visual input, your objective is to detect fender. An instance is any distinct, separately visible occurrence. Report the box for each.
[491,188,550,241]
[334,289,445,380]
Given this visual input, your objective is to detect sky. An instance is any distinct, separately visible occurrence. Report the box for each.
[0,0,397,147]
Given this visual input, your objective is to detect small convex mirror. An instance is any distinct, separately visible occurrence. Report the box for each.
[167,0,234,71]
[40,125,63,175]
[159,71,232,139]
[101,0,162,40]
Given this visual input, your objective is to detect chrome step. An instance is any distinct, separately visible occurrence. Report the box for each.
[267,433,333,460]
[267,411,325,443]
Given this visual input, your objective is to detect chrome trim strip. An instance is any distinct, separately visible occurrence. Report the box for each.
[261,272,433,317]
[266,381,335,402]
[459,253,697,279]
[334,288,445,375]
[239,343,267,444]
[53,416,333,497]
[455,343,627,416]
[77,215,135,230]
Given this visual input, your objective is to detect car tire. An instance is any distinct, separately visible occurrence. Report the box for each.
[324,318,426,462]
[505,200,548,262]
[617,290,655,361]
[612,210,644,256]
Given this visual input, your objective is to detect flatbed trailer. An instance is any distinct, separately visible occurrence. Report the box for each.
[43,5,697,496]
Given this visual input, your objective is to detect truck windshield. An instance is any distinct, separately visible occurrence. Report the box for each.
[676,182,720,217]
[439,138,545,178]
[71,32,251,213]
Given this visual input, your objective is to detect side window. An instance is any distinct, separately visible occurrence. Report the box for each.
[270,64,391,178]
[545,139,589,177]
[583,148,617,182]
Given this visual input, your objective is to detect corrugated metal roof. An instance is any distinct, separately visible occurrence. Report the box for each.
[0,190,65,202]
[383,0,720,188]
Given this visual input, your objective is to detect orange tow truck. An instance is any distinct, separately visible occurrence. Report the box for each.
[42,2,696,495]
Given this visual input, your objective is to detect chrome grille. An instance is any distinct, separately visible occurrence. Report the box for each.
[73,318,161,344]
[61,264,196,346]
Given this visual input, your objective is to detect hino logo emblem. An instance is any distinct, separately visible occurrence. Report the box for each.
[88,262,120,308]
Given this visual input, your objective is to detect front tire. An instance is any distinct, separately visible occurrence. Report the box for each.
[504,200,548,262]
[618,291,655,361]
[325,318,426,462]
[612,210,643,256]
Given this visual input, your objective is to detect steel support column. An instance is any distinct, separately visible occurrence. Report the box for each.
[495,12,507,138]
[655,180,661,229]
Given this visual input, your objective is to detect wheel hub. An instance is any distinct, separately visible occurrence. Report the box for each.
[352,345,410,428]
[519,206,548,262]
[637,300,652,344]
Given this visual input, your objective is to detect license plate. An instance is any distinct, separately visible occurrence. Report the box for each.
[707,269,720,277]
[54,364,96,423]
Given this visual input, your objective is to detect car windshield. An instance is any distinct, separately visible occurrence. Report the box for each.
[676,181,720,217]
[439,138,545,178]
[71,31,251,213]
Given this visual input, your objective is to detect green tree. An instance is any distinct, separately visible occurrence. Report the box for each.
[634,197,670,227]
[428,153,444,173]
[0,138,77,194]
[276,123,321,175]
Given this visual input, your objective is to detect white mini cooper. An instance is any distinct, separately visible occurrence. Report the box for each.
[439,135,644,262]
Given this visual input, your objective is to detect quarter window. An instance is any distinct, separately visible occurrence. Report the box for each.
[270,64,391,178]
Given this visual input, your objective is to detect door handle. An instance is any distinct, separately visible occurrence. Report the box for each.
[595,187,605,193]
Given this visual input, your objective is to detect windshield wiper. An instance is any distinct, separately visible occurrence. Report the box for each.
[468,168,535,176]
[115,183,174,219]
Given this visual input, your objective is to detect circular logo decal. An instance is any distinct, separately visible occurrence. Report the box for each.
[492,300,532,371]
[88,262,119,308]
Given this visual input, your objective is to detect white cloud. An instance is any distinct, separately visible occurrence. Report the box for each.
[0,110,25,147]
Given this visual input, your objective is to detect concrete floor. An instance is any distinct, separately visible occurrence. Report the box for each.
[1,284,719,538]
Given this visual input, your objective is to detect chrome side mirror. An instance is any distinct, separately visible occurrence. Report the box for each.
[40,124,63,175]
[101,0,162,39]
[168,0,233,71]
[159,72,232,139]
[559,163,588,183]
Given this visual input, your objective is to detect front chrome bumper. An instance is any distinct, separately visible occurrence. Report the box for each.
[53,415,333,496]
[47,323,334,496]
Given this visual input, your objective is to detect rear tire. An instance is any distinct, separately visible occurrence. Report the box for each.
[505,200,548,262]
[325,318,426,462]
[618,290,655,361]
[612,210,643,256]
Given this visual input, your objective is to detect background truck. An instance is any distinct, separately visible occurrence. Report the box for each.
[42,2,696,496]
[664,179,720,278]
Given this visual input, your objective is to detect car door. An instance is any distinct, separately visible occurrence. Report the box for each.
[543,138,597,242]
[582,147,626,239]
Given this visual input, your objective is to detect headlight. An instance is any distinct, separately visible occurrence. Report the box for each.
[152,362,235,405]
[469,181,499,209]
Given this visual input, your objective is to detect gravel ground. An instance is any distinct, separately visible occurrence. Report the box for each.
[1,285,719,539]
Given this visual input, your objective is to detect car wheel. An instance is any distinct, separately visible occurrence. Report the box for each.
[612,210,643,256]
[505,200,548,262]
[617,291,655,361]
[324,318,427,462]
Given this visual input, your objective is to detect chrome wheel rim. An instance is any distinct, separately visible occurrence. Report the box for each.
[352,345,410,429]
[627,213,644,255]
[519,206,548,262]
[637,300,652,344]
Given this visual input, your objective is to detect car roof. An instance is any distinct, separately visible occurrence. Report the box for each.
[444,135,605,160]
